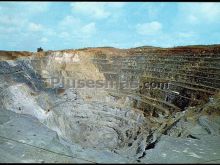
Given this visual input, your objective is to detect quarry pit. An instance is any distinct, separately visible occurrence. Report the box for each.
[0,45,220,163]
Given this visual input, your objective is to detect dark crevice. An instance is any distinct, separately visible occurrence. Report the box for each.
[136,145,143,155]
[138,140,158,160]
[138,151,146,159]
[145,141,156,150]
[128,142,132,147]
[187,134,200,140]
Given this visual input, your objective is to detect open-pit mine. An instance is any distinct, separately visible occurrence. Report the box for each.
[0,45,220,163]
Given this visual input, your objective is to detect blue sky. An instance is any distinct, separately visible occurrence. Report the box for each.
[1,2,220,51]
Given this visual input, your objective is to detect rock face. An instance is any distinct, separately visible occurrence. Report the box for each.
[0,45,220,163]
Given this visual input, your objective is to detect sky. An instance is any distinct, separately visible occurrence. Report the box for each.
[1,2,220,51]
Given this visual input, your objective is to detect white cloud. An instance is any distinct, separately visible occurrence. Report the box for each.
[0,15,28,27]
[0,16,20,26]
[0,2,51,43]
[144,3,166,19]
[136,21,162,35]
[28,23,44,32]
[71,2,110,19]
[58,15,97,40]
[0,3,47,37]
[178,3,220,24]
[20,2,50,14]
[81,22,96,35]
[197,3,220,19]
[59,15,81,30]
[70,2,125,20]
[0,27,16,34]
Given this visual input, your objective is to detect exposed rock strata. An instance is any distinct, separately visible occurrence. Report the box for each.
[0,45,220,163]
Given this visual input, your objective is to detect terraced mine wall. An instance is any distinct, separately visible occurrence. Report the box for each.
[0,46,220,163]
[91,47,220,116]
